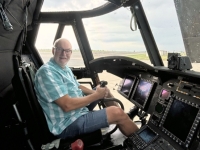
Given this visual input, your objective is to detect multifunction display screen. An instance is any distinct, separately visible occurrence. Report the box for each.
[131,79,153,108]
[163,99,199,142]
[138,126,157,143]
[160,89,170,100]
[119,75,136,98]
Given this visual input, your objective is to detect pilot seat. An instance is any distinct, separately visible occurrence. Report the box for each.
[11,55,103,150]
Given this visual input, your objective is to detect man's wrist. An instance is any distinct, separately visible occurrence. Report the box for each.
[92,91,103,100]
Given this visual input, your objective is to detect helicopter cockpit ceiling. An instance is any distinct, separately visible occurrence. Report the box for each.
[41,0,108,12]
[107,0,137,7]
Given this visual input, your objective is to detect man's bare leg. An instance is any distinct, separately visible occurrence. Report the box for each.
[106,106,139,136]
[103,89,120,107]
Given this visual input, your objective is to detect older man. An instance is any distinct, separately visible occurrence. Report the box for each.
[34,38,138,139]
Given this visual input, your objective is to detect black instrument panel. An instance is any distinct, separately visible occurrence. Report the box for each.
[90,56,200,150]
[119,74,200,150]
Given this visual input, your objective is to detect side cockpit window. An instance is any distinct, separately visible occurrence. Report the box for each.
[35,24,84,67]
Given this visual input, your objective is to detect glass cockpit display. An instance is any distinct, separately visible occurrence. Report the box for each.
[138,126,157,143]
[119,75,136,98]
[129,125,158,150]
[160,89,170,100]
[130,79,154,109]
[161,96,200,147]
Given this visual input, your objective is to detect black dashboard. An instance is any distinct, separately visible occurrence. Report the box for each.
[90,56,200,150]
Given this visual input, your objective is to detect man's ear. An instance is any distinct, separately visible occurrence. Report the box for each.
[52,48,55,55]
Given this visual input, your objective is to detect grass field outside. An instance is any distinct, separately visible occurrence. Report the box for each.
[126,53,168,60]
[38,49,169,60]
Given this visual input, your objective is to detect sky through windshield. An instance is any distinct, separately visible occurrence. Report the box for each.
[38,0,185,53]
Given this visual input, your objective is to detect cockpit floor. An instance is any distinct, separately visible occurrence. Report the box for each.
[84,118,142,150]
[86,125,126,150]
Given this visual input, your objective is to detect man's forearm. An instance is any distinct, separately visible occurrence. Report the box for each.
[79,85,95,95]
[55,91,102,112]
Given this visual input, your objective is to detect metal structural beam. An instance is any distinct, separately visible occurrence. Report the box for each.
[131,0,164,66]
[174,0,200,63]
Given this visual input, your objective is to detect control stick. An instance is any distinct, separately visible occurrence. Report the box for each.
[98,81,108,109]
[99,81,108,87]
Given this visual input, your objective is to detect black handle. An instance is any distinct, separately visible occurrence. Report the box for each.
[99,81,108,87]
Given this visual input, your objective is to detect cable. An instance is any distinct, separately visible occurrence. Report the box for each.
[0,2,13,31]
[130,10,137,31]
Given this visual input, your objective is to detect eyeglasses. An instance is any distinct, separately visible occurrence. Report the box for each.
[53,47,72,54]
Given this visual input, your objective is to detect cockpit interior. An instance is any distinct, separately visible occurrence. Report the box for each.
[90,55,200,150]
[1,0,200,150]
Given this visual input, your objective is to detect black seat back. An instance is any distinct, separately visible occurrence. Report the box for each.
[12,60,55,149]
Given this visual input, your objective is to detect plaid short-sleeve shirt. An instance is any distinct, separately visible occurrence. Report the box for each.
[34,58,89,135]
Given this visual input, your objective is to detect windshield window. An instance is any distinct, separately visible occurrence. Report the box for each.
[141,0,200,72]
[61,26,84,67]
[39,0,200,72]
[35,24,84,67]
[35,23,58,63]
[83,7,151,65]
